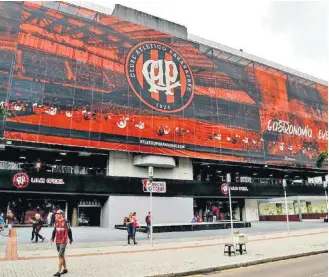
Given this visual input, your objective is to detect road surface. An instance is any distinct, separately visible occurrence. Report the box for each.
[191,254,328,277]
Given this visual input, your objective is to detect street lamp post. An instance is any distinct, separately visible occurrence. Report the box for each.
[226,173,234,235]
[323,181,328,213]
[148,166,154,247]
[282,179,290,235]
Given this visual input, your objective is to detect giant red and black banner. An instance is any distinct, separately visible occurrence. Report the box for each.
[0,2,327,167]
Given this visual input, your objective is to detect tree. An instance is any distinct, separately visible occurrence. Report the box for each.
[316,151,328,168]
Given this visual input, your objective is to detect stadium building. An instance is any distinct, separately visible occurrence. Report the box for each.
[0,1,327,227]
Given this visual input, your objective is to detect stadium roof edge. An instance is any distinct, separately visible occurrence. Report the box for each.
[189,34,327,87]
[63,1,327,87]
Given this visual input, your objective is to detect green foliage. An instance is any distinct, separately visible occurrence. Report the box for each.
[276,206,283,215]
[316,151,328,168]
[307,204,314,214]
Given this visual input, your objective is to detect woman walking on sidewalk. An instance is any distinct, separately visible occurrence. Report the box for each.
[126,213,134,245]
[132,212,139,245]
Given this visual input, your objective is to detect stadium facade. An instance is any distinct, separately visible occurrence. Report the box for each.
[0,1,327,227]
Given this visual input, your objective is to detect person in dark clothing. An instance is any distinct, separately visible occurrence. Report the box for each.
[145,211,151,239]
[30,215,37,242]
[33,214,45,243]
[51,209,73,277]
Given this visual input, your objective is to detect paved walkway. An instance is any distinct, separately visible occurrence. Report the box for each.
[0,227,327,277]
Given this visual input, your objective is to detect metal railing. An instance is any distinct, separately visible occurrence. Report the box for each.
[0,161,106,175]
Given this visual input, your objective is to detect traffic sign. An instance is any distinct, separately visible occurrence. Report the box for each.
[221,183,229,195]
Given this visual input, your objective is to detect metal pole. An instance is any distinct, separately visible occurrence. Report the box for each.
[284,189,290,235]
[325,190,328,213]
[150,189,153,247]
[148,166,154,247]
[228,184,234,235]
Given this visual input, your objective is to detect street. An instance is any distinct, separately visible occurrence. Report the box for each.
[191,253,328,277]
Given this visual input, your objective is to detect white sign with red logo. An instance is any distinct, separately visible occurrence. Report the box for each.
[12,172,30,189]
[142,179,166,193]
[221,183,229,195]
[12,172,65,189]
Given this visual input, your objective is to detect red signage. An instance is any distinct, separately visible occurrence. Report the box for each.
[0,2,327,168]
[142,179,166,193]
[221,183,229,195]
[126,41,194,113]
[12,172,30,189]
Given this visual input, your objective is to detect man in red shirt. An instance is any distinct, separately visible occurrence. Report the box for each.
[50,210,73,277]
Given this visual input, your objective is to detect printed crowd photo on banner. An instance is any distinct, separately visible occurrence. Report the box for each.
[0,1,327,168]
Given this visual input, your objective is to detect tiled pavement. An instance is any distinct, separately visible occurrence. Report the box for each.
[0,226,327,277]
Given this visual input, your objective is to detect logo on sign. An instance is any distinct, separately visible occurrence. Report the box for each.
[12,172,30,189]
[221,183,229,195]
[126,41,194,113]
[142,179,166,193]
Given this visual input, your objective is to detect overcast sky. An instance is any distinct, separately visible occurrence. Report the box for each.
[85,0,328,81]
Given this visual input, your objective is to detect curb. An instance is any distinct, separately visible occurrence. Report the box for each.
[149,250,328,277]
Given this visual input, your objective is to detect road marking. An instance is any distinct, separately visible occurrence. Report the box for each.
[2,230,327,262]
[5,228,18,261]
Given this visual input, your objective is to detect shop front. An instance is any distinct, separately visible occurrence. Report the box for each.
[0,169,326,227]
[0,171,108,226]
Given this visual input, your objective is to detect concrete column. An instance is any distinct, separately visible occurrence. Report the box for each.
[106,152,110,176]
[71,207,78,227]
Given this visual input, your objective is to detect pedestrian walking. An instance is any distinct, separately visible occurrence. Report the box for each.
[126,213,134,245]
[6,210,16,237]
[29,215,36,242]
[0,213,5,237]
[50,210,73,277]
[145,211,151,239]
[32,214,45,243]
[47,210,54,227]
[132,212,139,244]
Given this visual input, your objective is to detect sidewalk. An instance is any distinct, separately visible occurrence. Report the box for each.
[0,227,327,277]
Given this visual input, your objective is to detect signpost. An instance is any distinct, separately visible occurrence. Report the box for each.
[143,167,167,247]
[221,173,234,236]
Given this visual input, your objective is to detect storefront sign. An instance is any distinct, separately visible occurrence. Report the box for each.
[79,200,101,207]
[30,177,65,185]
[12,172,30,189]
[221,183,249,195]
[12,172,65,188]
[142,179,166,193]
[240,176,252,183]
[221,183,229,195]
[230,186,249,192]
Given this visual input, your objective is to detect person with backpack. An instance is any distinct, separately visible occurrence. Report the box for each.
[145,211,151,239]
[50,210,73,277]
